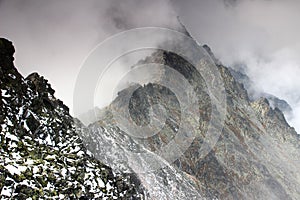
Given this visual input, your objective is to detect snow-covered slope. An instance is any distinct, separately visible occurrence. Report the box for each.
[0,38,143,199]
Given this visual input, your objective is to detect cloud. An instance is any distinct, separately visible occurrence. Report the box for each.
[223,0,239,7]
[0,0,177,115]
[1,0,299,132]
[171,0,300,133]
[104,0,178,30]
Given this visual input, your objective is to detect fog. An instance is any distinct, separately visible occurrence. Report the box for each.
[0,0,177,111]
[173,0,300,133]
[0,0,299,132]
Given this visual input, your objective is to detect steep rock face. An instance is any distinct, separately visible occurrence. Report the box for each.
[0,38,143,199]
[86,44,300,199]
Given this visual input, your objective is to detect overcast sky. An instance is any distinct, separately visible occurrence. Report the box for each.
[0,0,299,132]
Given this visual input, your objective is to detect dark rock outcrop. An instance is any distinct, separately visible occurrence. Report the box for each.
[0,38,143,199]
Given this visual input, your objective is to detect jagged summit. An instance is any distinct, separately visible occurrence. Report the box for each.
[84,32,300,199]
[26,72,55,95]
[0,39,15,69]
[1,23,300,199]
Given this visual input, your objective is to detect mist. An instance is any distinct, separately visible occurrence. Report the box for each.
[173,0,300,133]
[0,0,177,113]
[0,0,299,132]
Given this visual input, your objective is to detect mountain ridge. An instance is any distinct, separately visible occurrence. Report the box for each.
[85,38,300,199]
[0,38,144,199]
[1,25,300,199]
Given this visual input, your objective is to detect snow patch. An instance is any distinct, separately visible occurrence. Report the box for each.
[5,132,19,142]
[1,89,10,97]
[5,164,27,175]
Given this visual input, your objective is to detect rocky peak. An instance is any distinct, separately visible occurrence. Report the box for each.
[250,97,289,126]
[0,38,15,70]
[0,38,23,87]
[26,72,55,96]
[251,97,299,144]
[89,34,300,199]
[0,38,143,199]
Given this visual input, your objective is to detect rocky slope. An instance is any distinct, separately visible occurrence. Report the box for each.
[0,38,143,199]
[83,40,300,199]
[1,25,300,199]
